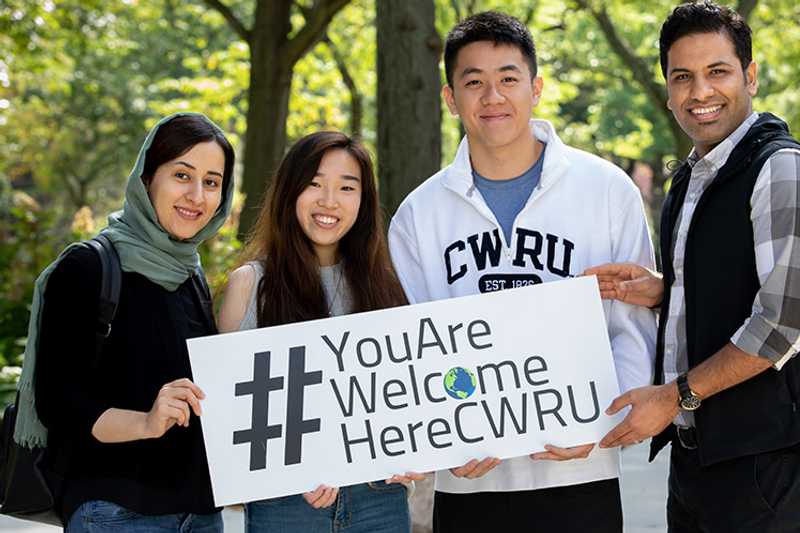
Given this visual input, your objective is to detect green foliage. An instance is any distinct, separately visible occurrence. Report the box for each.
[1,0,154,217]
[0,186,57,373]
[288,0,376,147]
[751,1,800,134]
[199,194,244,299]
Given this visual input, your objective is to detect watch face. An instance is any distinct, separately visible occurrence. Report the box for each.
[680,396,702,411]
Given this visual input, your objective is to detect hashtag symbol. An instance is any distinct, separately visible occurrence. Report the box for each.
[284,346,322,465]
[233,351,284,471]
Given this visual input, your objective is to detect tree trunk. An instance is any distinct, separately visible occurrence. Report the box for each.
[237,1,293,238]
[209,0,350,238]
[737,0,758,21]
[377,0,442,218]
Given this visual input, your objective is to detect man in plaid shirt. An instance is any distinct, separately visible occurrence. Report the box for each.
[587,1,800,531]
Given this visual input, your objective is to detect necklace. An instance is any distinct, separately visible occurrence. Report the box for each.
[326,265,344,316]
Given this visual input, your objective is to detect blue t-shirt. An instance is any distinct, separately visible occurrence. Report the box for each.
[473,143,546,246]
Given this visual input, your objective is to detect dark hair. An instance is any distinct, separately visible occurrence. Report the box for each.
[659,1,752,78]
[242,131,407,327]
[141,115,235,202]
[444,11,537,87]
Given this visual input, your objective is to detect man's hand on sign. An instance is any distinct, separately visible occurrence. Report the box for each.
[530,443,595,461]
[385,471,428,484]
[583,263,664,308]
[599,384,679,448]
[449,457,501,479]
[303,485,339,508]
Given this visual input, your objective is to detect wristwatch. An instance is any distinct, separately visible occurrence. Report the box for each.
[677,373,701,411]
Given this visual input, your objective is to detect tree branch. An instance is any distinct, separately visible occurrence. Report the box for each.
[285,0,350,66]
[576,0,666,109]
[324,34,362,137]
[542,23,565,32]
[202,0,251,43]
[523,0,541,27]
[62,172,82,209]
[737,0,758,22]
[574,0,691,158]
[449,0,462,22]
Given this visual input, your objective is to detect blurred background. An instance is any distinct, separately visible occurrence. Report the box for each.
[4,1,796,531]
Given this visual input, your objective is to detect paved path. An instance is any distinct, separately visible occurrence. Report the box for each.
[0,442,669,532]
[621,442,669,532]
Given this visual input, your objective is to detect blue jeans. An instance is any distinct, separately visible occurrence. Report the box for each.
[245,482,410,533]
[66,500,223,533]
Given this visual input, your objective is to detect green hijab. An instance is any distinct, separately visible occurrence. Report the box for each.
[14,112,235,448]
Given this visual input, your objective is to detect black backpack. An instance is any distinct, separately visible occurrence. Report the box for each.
[0,234,121,526]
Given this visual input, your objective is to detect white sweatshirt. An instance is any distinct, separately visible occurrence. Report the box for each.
[388,119,657,493]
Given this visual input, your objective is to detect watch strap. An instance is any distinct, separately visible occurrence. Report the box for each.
[677,372,701,410]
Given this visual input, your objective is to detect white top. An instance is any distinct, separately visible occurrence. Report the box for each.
[388,119,657,493]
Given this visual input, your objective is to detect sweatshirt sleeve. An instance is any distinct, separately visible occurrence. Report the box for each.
[34,246,113,438]
[605,178,658,393]
[388,208,431,305]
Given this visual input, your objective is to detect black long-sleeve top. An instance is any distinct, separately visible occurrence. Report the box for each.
[34,245,219,522]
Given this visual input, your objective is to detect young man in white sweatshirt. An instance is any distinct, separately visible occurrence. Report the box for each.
[387,11,657,533]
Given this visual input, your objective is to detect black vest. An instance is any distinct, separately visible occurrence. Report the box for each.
[650,113,800,466]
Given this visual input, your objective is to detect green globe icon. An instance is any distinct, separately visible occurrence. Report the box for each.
[444,367,477,400]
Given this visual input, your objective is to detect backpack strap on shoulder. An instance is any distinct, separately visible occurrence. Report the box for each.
[82,235,121,365]
[189,270,217,334]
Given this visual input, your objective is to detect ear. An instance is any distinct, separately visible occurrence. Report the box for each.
[531,76,544,108]
[442,84,459,117]
[745,61,759,97]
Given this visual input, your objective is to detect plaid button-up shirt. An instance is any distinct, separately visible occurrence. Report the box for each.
[664,112,800,426]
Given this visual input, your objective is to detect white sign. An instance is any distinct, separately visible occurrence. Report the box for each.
[188,276,622,506]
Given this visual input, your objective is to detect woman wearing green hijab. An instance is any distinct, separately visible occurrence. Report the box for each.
[19,113,235,532]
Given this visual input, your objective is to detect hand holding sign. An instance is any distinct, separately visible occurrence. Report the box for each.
[583,263,664,308]
[303,486,339,509]
[449,457,501,479]
[530,443,595,461]
[599,384,679,449]
[145,378,205,437]
[385,471,428,484]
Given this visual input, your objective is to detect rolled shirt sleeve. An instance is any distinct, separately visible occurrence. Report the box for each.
[731,149,800,369]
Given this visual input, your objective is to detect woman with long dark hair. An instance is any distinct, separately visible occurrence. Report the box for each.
[18,113,235,531]
[218,131,415,533]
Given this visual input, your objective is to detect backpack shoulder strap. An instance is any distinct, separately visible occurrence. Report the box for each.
[82,235,121,364]
[189,271,217,334]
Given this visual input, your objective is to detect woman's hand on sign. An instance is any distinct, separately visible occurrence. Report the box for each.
[91,378,205,443]
[582,263,664,308]
[530,443,595,461]
[144,378,205,438]
[385,471,428,484]
[303,485,339,508]
[449,457,501,479]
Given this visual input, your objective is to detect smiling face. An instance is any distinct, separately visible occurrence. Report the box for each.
[295,148,362,266]
[146,141,225,240]
[666,31,758,158]
[443,41,542,159]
